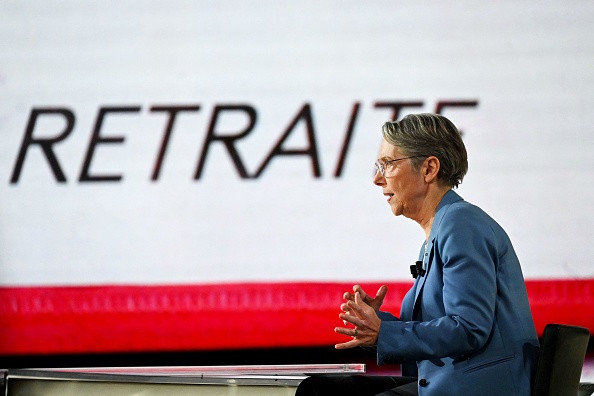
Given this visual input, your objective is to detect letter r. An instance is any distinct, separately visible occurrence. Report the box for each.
[10,107,75,183]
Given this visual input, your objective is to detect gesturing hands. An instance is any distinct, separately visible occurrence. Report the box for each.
[344,285,388,312]
[334,285,387,349]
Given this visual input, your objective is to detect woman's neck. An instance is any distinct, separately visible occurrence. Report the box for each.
[417,187,450,239]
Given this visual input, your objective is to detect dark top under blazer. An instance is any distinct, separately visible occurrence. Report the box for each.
[377,190,539,395]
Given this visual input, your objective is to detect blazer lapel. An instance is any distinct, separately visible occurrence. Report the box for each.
[412,190,463,312]
[413,238,434,306]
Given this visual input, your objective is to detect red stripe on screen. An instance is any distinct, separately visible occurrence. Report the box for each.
[0,279,592,355]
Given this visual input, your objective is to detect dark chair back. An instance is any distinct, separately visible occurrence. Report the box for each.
[532,323,590,396]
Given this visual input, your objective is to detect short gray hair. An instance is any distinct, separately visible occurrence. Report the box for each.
[382,113,468,188]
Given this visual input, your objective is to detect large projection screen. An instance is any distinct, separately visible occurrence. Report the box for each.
[1,1,593,354]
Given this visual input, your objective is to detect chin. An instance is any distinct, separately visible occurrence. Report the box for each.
[390,205,404,217]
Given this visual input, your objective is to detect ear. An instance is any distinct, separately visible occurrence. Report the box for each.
[422,156,440,183]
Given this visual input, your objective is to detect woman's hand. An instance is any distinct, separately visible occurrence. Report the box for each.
[343,285,388,312]
[334,292,382,349]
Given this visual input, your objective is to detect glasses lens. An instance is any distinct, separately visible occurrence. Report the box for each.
[374,161,383,175]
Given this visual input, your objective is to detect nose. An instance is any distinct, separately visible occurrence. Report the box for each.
[373,169,385,186]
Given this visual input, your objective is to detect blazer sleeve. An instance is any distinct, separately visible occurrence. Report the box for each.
[377,311,399,321]
[377,206,499,364]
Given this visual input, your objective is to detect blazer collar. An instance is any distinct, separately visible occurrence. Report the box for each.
[412,190,464,306]
[428,189,463,243]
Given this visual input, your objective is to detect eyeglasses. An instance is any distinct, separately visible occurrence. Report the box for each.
[374,156,424,176]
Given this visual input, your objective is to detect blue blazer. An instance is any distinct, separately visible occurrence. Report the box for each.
[377,190,539,395]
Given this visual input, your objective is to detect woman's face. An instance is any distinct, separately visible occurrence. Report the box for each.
[373,139,427,220]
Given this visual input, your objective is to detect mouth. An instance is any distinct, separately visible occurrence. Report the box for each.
[384,192,394,202]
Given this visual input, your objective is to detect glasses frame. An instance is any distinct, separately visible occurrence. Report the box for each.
[374,156,425,177]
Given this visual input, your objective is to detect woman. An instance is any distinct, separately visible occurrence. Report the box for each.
[297,113,539,396]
